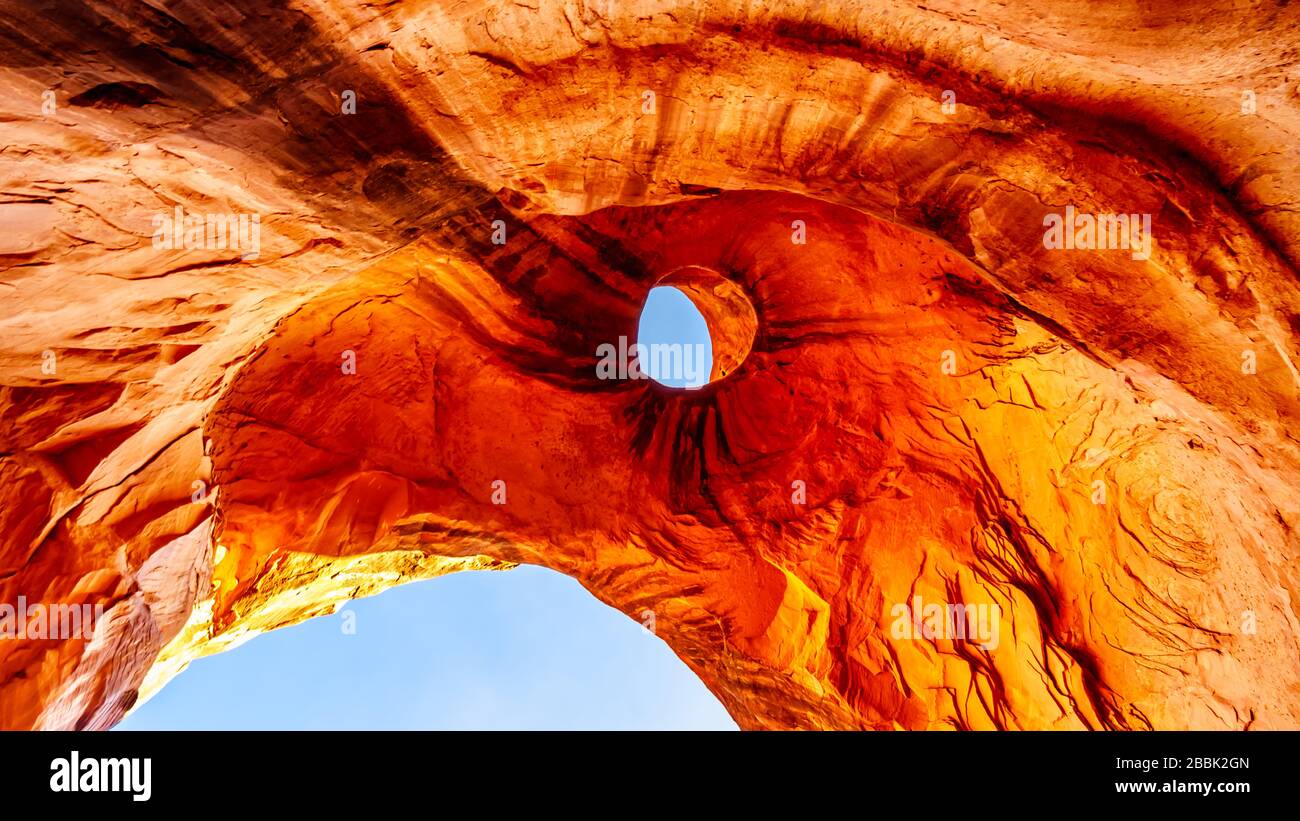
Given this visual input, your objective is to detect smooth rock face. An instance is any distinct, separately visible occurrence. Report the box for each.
[0,0,1298,730]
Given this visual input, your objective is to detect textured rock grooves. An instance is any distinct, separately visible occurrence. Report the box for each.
[1,0,1299,730]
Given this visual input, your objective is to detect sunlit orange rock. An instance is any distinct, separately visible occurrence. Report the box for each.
[1,0,1299,730]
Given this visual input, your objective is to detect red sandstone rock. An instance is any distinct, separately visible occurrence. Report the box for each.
[0,0,1298,730]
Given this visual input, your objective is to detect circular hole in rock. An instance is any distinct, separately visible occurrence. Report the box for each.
[636,266,757,389]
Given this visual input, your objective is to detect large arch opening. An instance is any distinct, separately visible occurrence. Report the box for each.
[116,567,736,730]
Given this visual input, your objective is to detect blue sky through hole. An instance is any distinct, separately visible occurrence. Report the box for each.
[116,565,737,730]
[637,286,713,388]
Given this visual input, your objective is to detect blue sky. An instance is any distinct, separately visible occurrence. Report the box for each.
[117,566,736,730]
[638,286,712,387]
[118,290,730,730]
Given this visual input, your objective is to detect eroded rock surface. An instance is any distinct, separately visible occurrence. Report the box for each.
[1,0,1298,730]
